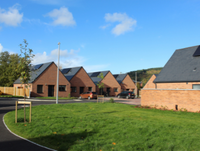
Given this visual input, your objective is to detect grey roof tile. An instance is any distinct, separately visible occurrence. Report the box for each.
[113,74,127,84]
[14,62,53,84]
[154,45,200,83]
[88,71,109,85]
[61,67,82,81]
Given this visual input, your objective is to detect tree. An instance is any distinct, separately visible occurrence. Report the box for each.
[18,39,34,122]
[97,73,104,95]
[0,51,21,87]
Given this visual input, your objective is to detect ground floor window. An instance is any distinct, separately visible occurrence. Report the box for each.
[192,84,200,89]
[71,87,76,92]
[59,85,66,91]
[88,87,92,91]
[37,85,43,93]
[114,88,118,92]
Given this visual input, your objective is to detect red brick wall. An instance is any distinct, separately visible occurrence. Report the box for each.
[70,67,96,97]
[121,75,135,92]
[97,72,121,96]
[156,82,200,89]
[31,63,70,97]
[141,89,200,112]
[143,75,157,89]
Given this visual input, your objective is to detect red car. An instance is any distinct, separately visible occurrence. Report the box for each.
[79,92,97,100]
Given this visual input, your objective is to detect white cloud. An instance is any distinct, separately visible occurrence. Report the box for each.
[32,48,84,68]
[0,4,23,26]
[32,48,109,71]
[103,13,137,36]
[46,7,76,26]
[84,64,110,72]
[0,43,3,52]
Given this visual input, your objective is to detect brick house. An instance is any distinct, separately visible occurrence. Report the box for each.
[88,71,121,96]
[113,74,135,92]
[61,67,96,97]
[142,45,200,112]
[13,62,71,97]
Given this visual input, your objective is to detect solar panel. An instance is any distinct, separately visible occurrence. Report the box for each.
[32,64,43,71]
[113,75,118,78]
[62,68,71,74]
[91,72,100,77]
[193,46,200,57]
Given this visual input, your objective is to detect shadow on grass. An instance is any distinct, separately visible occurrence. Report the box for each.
[29,130,98,151]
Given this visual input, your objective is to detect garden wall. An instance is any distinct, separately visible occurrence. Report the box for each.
[141,89,200,112]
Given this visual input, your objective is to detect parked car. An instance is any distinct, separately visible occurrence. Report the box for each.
[117,91,135,99]
[79,92,97,100]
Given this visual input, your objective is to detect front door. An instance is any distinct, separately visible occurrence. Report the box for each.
[80,87,84,94]
[106,88,110,96]
[48,85,54,97]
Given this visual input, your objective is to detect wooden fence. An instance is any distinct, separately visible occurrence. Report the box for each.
[0,87,30,98]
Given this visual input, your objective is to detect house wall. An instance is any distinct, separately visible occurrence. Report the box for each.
[141,89,200,112]
[70,67,96,97]
[120,75,136,92]
[143,75,157,89]
[31,63,70,97]
[97,72,121,96]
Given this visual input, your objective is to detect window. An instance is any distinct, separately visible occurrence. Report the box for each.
[114,88,118,92]
[37,85,43,93]
[192,84,200,89]
[88,87,92,91]
[71,87,76,92]
[59,85,66,91]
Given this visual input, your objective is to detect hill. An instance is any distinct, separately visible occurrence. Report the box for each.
[128,67,163,87]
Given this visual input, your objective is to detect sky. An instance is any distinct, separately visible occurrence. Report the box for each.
[1,0,200,74]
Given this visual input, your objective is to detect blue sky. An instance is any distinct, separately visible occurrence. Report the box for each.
[0,0,200,74]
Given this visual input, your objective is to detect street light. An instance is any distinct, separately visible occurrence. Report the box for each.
[56,42,60,104]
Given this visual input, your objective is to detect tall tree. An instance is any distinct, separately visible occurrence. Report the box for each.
[18,39,34,122]
[0,51,21,87]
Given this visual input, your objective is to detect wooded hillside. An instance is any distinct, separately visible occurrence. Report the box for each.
[128,67,162,87]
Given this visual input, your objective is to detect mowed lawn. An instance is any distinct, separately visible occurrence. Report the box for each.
[4,102,200,151]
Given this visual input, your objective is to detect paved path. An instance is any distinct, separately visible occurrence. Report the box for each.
[0,99,55,151]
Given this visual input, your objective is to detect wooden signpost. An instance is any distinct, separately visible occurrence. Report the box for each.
[15,101,32,123]
[97,95,104,103]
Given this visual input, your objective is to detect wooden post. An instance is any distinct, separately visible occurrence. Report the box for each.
[15,101,32,123]
[15,101,18,123]
[29,102,32,123]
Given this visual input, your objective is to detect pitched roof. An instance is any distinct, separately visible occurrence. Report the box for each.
[88,71,109,85]
[61,67,82,81]
[14,62,53,84]
[113,74,127,84]
[154,45,200,83]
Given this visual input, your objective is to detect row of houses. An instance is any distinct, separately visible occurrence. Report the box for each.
[142,45,200,112]
[13,62,136,97]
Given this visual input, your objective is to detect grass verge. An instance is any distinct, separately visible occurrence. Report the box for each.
[0,95,23,98]
[4,102,200,151]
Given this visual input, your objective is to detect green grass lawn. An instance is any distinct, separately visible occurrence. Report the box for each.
[0,95,23,98]
[35,97,77,100]
[4,103,200,151]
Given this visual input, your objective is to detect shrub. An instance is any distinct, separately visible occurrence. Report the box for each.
[109,98,115,103]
